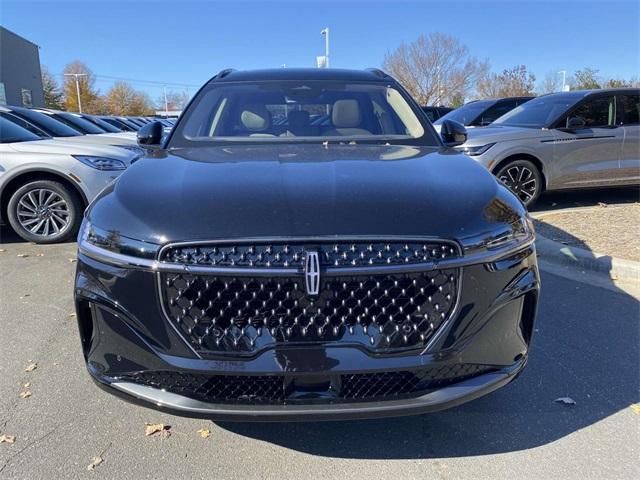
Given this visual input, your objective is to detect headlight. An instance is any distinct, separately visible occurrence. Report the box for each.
[73,155,126,171]
[456,143,495,156]
[460,216,534,255]
[79,220,159,260]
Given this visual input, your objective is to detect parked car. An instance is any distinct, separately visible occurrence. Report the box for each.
[456,88,640,206]
[99,116,140,132]
[433,97,533,132]
[421,105,454,122]
[75,68,539,421]
[80,113,130,135]
[29,108,144,154]
[0,117,140,243]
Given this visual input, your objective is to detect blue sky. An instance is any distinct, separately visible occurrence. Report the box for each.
[1,0,638,100]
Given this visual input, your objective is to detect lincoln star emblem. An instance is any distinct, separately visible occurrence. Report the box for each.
[304,251,320,295]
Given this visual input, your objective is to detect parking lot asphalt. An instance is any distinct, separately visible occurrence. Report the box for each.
[1,188,638,480]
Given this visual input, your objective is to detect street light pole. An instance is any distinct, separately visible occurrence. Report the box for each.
[64,73,87,112]
[163,85,169,117]
[321,27,329,68]
[558,70,567,92]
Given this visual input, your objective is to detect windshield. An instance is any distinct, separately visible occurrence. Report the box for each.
[0,116,43,143]
[434,100,495,125]
[51,112,107,134]
[11,108,82,137]
[493,94,578,128]
[171,81,434,147]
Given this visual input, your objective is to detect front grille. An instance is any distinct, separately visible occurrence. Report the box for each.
[160,241,459,269]
[119,364,493,405]
[158,240,460,356]
[160,269,458,355]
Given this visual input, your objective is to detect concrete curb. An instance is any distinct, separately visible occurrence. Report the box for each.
[535,235,640,282]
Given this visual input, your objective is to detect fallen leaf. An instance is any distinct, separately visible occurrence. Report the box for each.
[68,313,76,318]
[597,202,608,207]
[197,428,211,438]
[19,391,31,399]
[17,253,29,258]
[68,258,77,263]
[36,253,44,257]
[24,362,37,372]
[23,382,30,388]
[554,396,576,405]
[87,456,103,471]
[0,248,6,252]
[145,423,170,437]
[0,434,16,444]
[630,404,640,415]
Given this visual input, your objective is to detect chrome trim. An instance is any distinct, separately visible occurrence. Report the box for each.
[80,234,534,275]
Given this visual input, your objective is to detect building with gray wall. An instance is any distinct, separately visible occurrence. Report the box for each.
[0,26,45,108]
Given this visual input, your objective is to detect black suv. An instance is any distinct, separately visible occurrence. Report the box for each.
[435,97,534,129]
[75,68,539,421]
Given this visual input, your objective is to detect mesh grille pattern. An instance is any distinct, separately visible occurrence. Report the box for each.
[160,241,458,269]
[119,364,494,405]
[160,269,458,355]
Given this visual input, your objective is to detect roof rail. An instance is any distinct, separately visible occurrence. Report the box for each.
[366,68,391,79]
[211,68,236,80]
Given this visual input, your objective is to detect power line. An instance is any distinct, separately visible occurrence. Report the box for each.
[55,72,199,89]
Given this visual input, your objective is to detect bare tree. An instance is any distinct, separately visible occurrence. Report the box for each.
[476,65,536,98]
[157,90,190,111]
[104,81,154,115]
[570,68,601,90]
[538,71,562,94]
[382,33,488,106]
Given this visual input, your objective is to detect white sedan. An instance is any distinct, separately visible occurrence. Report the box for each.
[0,117,140,243]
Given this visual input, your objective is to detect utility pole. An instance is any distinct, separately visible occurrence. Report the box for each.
[64,73,87,112]
[320,28,330,68]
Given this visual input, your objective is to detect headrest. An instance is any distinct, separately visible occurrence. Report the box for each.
[332,99,361,128]
[240,105,271,132]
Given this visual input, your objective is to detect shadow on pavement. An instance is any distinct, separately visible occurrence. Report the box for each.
[217,217,639,459]
[530,186,639,213]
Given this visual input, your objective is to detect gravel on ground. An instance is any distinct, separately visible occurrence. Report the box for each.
[533,203,640,262]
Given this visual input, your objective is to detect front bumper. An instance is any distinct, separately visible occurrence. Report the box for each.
[75,244,539,421]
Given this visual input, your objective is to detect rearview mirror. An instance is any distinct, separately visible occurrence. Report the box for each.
[137,121,164,149]
[440,120,467,147]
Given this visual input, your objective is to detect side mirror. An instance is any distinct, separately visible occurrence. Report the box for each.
[137,121,164,149]
[440,119,467,147]
[566,116,586,129]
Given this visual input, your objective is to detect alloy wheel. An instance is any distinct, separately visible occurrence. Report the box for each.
[497,165,538,205]
[16,188,71,237]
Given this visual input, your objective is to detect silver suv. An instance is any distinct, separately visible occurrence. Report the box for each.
[456,89,639,206]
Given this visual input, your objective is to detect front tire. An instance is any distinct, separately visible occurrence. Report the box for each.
[494,159,542,207]
[7,180,84,244]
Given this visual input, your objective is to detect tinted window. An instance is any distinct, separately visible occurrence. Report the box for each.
[0,112,48,137]
[11,108,82,137]
[175,81,431,146]
[476,100,518,126]
[85,115,122,133]
[0,116,42,143]
[620,94,640,125]
[51,112,106,134]
[493,94,579,128]
[434,100,495,126]
[566,96,616,127]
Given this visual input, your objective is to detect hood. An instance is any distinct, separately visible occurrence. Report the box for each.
[462,125,551,146]
[88,144,521,244]
[9,138,137,161]
[53,134,143,153]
